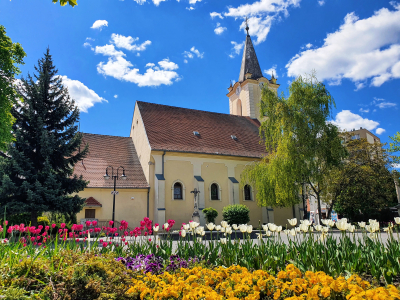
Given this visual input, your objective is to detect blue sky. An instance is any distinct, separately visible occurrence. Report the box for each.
[1,0,399,147]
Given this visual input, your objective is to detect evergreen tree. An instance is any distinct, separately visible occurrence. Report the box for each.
[0,49,88,227]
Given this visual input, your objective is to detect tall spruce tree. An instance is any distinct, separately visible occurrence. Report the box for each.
[0,49,88,227]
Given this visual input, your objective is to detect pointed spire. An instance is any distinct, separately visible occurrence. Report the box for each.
[238,27,263,83]
[245,17,250,36]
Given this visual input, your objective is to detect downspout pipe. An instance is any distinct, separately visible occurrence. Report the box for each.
[162,151,166,177]
[147,187,150,218]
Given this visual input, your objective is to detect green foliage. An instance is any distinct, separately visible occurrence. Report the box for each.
[323,134,399,221]
[37,216,50,227]
[222,204,250,225]
[0,251,134,299]
[0,49,88,227]
[0,25,26,152]
[202,207,218,223]
[388,131,400,164]
[241,74,347,221]
[52,0,78,7]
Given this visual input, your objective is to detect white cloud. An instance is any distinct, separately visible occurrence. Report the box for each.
[318,0,325,6]
[60,76,107,113]
[83,42,93,50]
[183,47,204,61]
[359,108,369,113]
[376,128,386,135]
[111,34,151,52]
[210,12,224,19]
[95,44,126,57]
[189,0,201,3]
[184,59,188,63]
[286,5,400,88]
[91,20,108,30]
[114,95,118,98]
[376,101,397,109]
[222,0,301,44]
[158,58,179,70]
[229,41,245,58]
[186,6,195,10]
[133,0,146,4]
[330,110,380,131]
[86,37,95,41]
[305,43,312,49]
[97,56,179,87]
[153,0,167,6]
[264,65,278,78]
[214,23,227,35]
[393,163,400,169]
[146,63,156,68]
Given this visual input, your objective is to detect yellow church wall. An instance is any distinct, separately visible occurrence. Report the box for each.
[164,160,195,226]
[273,207,295,227]
[202,162,229,225]
[130,103,152,183]
[235,164,262,226]
[76,188,149,228]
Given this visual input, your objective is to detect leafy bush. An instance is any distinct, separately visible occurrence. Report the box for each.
[202,207,218,223]
[222,204,250,225]
[37,216,50,227]
[0,251,134,300]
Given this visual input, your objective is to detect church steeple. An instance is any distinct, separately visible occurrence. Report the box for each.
[238,22,263,83]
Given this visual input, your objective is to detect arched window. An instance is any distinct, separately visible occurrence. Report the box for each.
[237,99,242,116]
[174,182,183,200]
[244,184,252,201]
[211,183,219,200]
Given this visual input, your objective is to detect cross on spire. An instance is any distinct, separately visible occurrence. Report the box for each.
[245,17,250,36]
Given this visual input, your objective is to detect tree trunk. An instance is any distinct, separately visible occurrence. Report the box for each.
[30,210,38,227]
[316,189,323,225]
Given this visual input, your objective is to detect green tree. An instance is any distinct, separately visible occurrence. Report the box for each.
[0,25,26,152]
[52,0,77,7]
[323,134,399,221]
[389,131,400,164]
[0,49,88,227]
[241,75,347,222]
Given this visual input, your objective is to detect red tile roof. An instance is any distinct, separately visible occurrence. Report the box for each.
[85,197,102,207]
[137,101,266,158]
[73,133,149,189]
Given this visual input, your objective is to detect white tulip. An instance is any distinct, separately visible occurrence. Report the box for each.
[276,226,282,233]
[153,225,159,232]
[321,226,329,233]
[256,233,263,240]
[197,237,203,242]
[190,222,199,229]
[239,224,247,233]
[225,227,232,235]
[327,220,335,227]
[335,219,348,231]
[181,230,187,237]
[295,227,301,232]
[215,225,222,231]
[183,224,190,231]
[288,218,297,226]
[220,238,227,244]
[321,219,328,225]
[220,227,226,233]
[163,223,169,230]
[201,231,205,236]
[394,217,400,225]
[299,224,309,232]
[268,224,277,232]
[232,224,238,230]
[314,225,322,231]
[262,224,269,232]
[221,221,228,228]
[368,219,377,225]
[358,222,366,228]
[265,231,272,237]
[207,223,215,231]
[290,229,296,236]
[348,225,355,233]
[283,229,289,235]
[246,225,253,234]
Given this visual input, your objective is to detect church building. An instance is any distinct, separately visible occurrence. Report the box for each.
[73,29,299,228]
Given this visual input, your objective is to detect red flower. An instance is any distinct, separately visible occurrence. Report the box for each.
[51,224,56,228]
[60,223,66,229]
[92,220,98,226]
[109,220,114,226]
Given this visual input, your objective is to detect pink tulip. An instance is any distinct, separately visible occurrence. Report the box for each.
[60,223,66,229]
[51,224,56,228]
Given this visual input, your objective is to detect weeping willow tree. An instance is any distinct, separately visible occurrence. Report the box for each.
[241,74,347,222]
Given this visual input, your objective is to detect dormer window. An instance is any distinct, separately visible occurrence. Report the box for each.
[193,131,200,136]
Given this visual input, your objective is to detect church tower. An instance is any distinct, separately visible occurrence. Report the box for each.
[227,22,279,121]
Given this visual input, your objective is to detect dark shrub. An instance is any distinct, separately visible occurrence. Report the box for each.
[222,204,250,225]
[202,207,218,223]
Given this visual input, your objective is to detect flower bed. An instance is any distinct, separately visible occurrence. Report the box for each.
[127,264,400,300]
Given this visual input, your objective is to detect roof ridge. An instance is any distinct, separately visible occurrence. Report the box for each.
[137,101,256,120]
[82,132,130,139]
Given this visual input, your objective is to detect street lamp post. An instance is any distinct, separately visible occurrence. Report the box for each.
[104,166,127,227]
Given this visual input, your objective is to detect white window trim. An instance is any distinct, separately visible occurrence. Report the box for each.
[243,184,254,201]
[171,179,186,200]
[209,181,222,201]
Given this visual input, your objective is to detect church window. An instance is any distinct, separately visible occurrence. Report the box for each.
[174,182,183,200]
[211,183,219,200]
[244,184,252,201]
[85,209,95,219]
[237,99,242,116]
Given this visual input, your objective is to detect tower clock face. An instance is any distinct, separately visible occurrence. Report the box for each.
[236,86,241,95]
